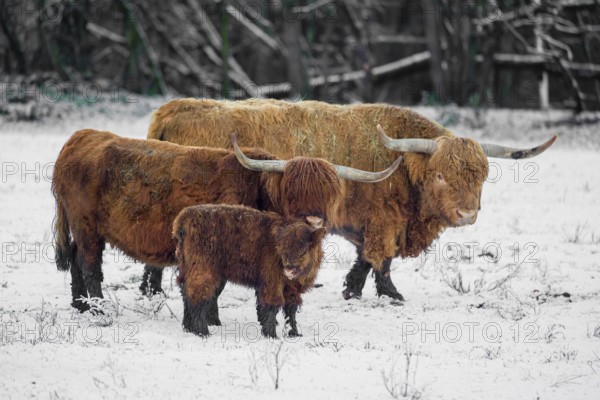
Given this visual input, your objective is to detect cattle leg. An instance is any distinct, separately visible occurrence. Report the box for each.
[256,303,280,338]
[69,244,89,312]
[283,286,302,337]
[79,241,105,300]
[139,265,164,296]
[206,280,226,326]
[181,289,209,336]
[283,304,302,337]
[342,254,371,300]
[374,258,405,302]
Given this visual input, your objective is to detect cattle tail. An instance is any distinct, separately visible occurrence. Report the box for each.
[53,195,73,272]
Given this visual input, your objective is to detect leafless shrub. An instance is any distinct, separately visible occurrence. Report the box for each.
[545,346,578,363]
[247,340,295,390]
[121,292,170,320]
[587,323,600,339]
[483,346,502,360]
[441,267,473,294]
[92,355,127,399]
[31,299,58,344]
[562,223,587,243]
[485,263,522,292]
[545,324,566,343]
[494,288,537,320]
[264,340,293,390]
[248,346,261,386]
[79,296,120,327]
[305,341,343,353]
[441,262,521,296]
[381,346,421,399]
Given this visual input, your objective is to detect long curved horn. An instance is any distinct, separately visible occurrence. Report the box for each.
[376,124,437,154]
[232,132,402,182]
[231,133,286,172]
[335,156,403,183]
[480,135,558,159]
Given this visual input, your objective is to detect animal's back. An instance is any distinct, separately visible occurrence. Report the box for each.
[175,204,278,287]
[148,99,450,171]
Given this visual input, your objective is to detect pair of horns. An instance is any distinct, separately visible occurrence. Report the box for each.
[376,125,557,159]
[230,133,402,183]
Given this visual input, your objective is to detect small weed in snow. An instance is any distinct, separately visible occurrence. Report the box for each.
[544,324,566,343]
[79,296,121,327]
[441,262,522,296]
[562,223,587,244]
[381,345,421,399]
[31,299,58,345]
[247,340,295,390]
[92,354,127,399]
[121,292,173,320]
[305,341,343,353]
[545,346,578,363]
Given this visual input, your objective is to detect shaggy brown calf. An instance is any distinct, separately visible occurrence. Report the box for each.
[52,129,400,311]
[147,98,557,301]
[174,204,326,337]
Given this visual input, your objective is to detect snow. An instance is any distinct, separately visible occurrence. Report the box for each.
[1,103,599,399]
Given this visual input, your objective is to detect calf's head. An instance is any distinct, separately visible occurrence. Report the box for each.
[273,218,327,280]
[377,125,557,227]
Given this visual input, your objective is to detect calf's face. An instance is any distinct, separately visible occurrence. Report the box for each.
[274,219,327,280]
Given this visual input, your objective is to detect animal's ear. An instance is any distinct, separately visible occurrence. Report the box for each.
[305,215,324,229]
[311,227,327,244]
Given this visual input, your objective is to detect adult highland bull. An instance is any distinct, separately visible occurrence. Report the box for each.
[52,129,401,311]
[145,98,557,301]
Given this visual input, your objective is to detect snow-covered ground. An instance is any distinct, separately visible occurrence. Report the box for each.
[1,102,599,399]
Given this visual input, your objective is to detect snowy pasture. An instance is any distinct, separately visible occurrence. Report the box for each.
[1,103,599,399]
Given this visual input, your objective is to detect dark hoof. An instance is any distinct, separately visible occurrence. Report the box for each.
[186,328,210,337]
[377,290,405,302]
[288,329,303,337]
[390,299,405,306]
[140,284,164,297]
[261,327,278,339]
[374,269,405,302]
[183,323,209,337]
[313,283,323,288]
[342,288,362,300]
[72,301,90,313]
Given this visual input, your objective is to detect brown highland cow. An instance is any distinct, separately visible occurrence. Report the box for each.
[52,129,400,311]
[145,98,557,301]
[174,204,326,337]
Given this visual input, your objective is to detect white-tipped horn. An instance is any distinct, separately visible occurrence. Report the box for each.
[231,133,287,172]
[376,124,437,154]
[334,156,403,183]
[480,135,558,159]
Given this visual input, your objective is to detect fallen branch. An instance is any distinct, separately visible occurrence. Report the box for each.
[373,34,428,45]
[489,53,600,77]
[255,51,431,96]
[226,5,284,54]
[142,9,217,90]
[86,22,127,44]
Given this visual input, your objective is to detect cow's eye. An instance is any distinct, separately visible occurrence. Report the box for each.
[436,172,445,183]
